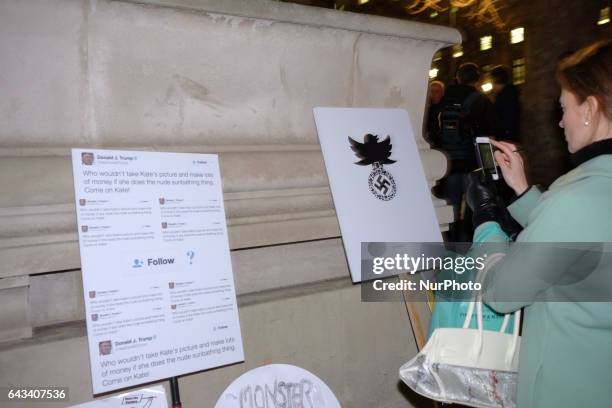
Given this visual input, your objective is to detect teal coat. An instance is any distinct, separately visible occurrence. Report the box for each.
[475,154,612,408]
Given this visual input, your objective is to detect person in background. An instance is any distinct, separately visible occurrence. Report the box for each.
[490,65,523,206]
[425,80,445,148]
[467,39,612,408]
[491,65,521,143]
[439,62,498,241]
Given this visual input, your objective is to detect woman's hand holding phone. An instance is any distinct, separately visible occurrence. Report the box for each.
[490,140,530,196]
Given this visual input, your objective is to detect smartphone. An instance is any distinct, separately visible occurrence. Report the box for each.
[475,137,500,180]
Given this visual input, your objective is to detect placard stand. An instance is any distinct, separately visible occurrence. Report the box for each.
[170,377,181,408]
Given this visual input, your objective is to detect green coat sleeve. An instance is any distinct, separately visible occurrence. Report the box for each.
[507,185,542,227]
[481,190,603,313]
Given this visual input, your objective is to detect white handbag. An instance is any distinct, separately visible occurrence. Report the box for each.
[400,293,521,408]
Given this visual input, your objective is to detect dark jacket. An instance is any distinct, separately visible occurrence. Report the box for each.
[425,101,444,148]
[441,84,498,172]
[494,84,521,142]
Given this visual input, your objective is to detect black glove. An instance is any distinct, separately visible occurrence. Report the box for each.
[466,171,503,228]
[466,171,524,240]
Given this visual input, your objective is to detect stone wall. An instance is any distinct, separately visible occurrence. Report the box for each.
[0,0,459,406]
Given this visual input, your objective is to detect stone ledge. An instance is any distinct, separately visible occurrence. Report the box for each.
[128,0,461,44]
[0,275,31,343]
[0,275,353,352]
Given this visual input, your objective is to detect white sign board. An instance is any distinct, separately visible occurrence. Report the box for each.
[67,385,168,408]
[72,149,244,394]
[313,108,442,281]
[215,364,340,408]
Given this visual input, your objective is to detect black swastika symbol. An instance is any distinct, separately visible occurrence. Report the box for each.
[374,175,391,194]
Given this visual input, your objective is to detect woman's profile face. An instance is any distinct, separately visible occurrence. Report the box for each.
[559,88,594,153]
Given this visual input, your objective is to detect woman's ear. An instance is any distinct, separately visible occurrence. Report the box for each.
[584,95,600,122]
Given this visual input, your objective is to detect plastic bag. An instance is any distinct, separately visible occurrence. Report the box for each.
[401,291,521,408]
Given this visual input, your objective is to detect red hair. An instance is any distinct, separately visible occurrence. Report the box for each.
[557,40,612,121]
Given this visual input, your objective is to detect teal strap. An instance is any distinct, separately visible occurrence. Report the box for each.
[473,221,510,245]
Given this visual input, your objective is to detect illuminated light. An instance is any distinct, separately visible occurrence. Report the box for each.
[433,51,442,61]
[513,58,526,85]
[358,0,369,4]
[598,7,610,25]
[451,0,477,6]
[429,68,439,79]
[408,0,504,29]
[480,35,493,51]
[452,44,463,58]
[481,82,493,93]
[510,27,525,44]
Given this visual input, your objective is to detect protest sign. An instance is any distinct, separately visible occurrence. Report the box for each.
[215,364,340,408]
[313,108,442,282]
[67,385,167,408]
[72,149,244,394]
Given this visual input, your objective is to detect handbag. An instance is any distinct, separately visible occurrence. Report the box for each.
[400,292,521,407]
[428,295,514,337]
[429,225,514,337]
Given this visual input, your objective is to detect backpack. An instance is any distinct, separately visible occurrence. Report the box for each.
[440,90,481,163]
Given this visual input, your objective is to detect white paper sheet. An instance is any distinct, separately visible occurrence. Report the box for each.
[67,385,168,408]
[313,108,442,282]
[72,149,244,394]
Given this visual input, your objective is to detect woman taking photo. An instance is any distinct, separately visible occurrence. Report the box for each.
[467,39,612,407]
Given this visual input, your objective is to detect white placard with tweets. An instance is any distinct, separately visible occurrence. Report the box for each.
[72,149,244,394]
[313,108,442,282]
